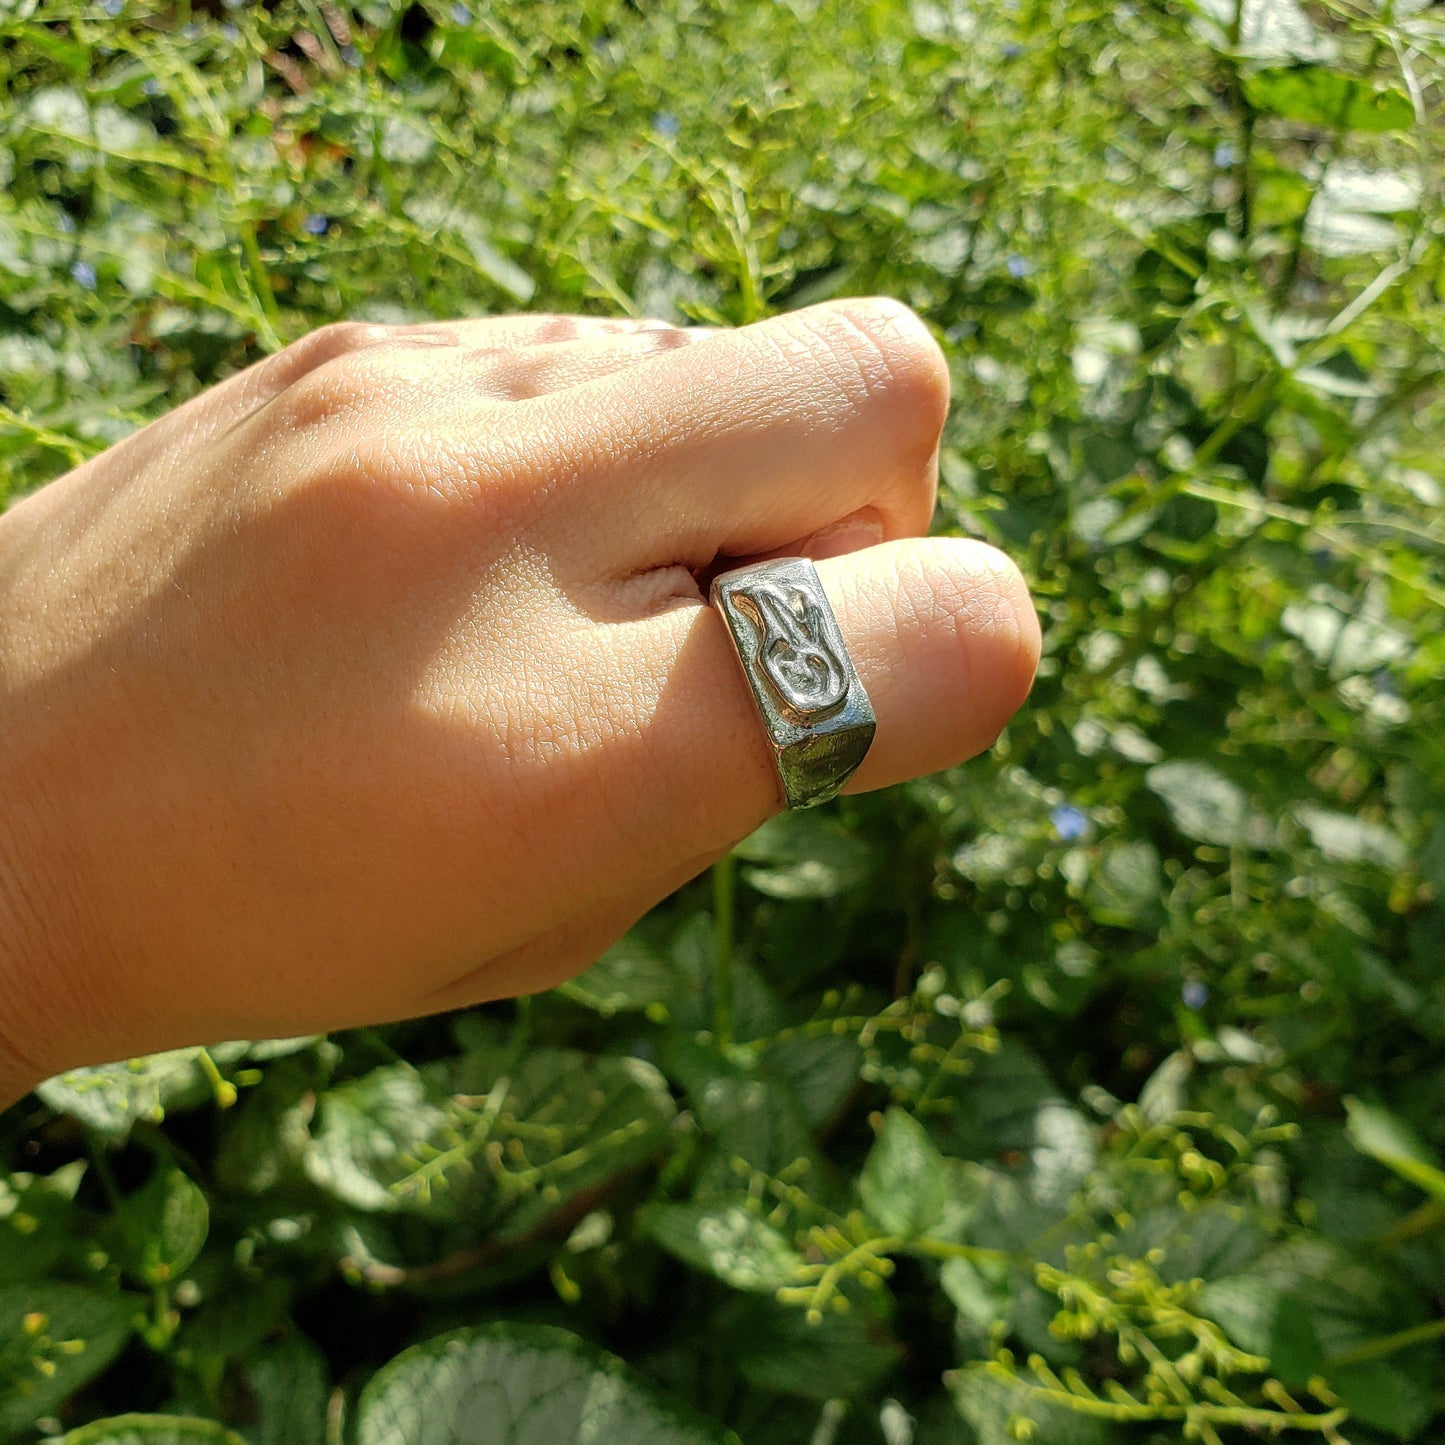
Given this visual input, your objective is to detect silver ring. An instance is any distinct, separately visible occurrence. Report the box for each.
[710,557,876,810]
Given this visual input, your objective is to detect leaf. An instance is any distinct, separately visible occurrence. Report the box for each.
[1304,204,1400,257]
[1344,1097,1445,1200]
[727,1295,902,1402]
[302,1066,450,1213]
[1244,68,1414,133]
[1146,760,1269,848]
[641,1201,805,1292]
[859,1108,947,1237]
[432,1049,677,1235]
[1081,840,1162,928]
[117,1165,209,1286]
[950,1364,1109,1445]
[1318,163,1422,214]
[353,1323,740,1445]
[36,1046,246,1139]
[559,933,681,1017]
[1191,0,1337,62]
[0,1282,136,1437]
[240,1333,330,1445]
[1332,1357,1434,1439]
[1293,806,1407,870]
[734,812,875,900]
[0,1161,85,1284]
[58,1419,249,1445]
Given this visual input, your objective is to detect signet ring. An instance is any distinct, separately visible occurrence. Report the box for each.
[710,557,876,810]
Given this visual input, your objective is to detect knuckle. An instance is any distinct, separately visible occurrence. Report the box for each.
[796,297,951,442]
[286,319,394,371]
[275,338,416,430]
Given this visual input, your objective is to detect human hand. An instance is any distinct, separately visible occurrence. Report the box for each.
[0,300,1039,1104]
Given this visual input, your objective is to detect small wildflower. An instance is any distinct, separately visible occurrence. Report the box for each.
[1051,803,1089,842]
[180,21,200,37]
[101,0,123,16]
[1001,41,1023,58]
[302,213,329,236]
[1181,981,1209,1010]
[57,212,76,234]
[450,2,471,21]
[340,44,361,66]
[141,77,160,96]
[1005,253,1030,279]
[652,112,680,139]
[70,259,97,289]
[1212,142,1236,168]
[220,23,239,41]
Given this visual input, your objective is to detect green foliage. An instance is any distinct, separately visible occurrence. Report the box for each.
[3,0,1444,1441]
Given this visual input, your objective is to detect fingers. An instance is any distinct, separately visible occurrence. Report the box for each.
[522,297,949,568]
[598,537,1039,870]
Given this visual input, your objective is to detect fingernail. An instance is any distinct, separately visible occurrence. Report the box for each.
[804,514,885,561]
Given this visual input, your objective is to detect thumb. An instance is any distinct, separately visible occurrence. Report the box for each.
[632,536,1041,858]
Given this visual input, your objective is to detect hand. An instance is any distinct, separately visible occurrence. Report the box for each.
[0,299,1039,1104]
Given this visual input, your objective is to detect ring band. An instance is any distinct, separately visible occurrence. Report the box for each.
[710,557,876,810]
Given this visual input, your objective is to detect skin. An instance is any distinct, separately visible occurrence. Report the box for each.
[0,298,1040,1109]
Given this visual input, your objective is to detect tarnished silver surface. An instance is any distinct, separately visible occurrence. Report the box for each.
[711,557,876,809]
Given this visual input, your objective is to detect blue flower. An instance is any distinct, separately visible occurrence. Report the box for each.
[450,2,472,21]
[70,259,97,290]
[302,213,330,236]
[142,76,160,96]
[652,112,680,139]
[1001,41,1023,58]
[340,44,361,67]
[1213,143,1236,168]
[101,0,123,15]
[220,22,239,41]
[57,211,76,234]
[1181,980,1209,1010]
[1006,253,1031,279]
[1051,804,1089,841]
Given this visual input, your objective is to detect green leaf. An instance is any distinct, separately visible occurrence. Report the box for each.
[1344,1097,1445,1200]
[734,812,875,900]
[302,1066,450,1214]
[559,933,681,1017]
[1146,760,1269,848]
[354,1324,740,1444]
[950,1364,1110,1445]
[1244,67,1414,133]
[240,1334,329,1445]
[0,1283,136,1437]
[641,1201,805,1292]
[36,1046,247,1139]
[1332,1357,1434,1439]
[117,1165,209,1286]
[58,1419,249,1445]
[431,1049,677,1235]
[1293,806,1407,869]
[0,1162,85,1284]
[1082,840,1162,927]
[727,1295,902,1402]
[859,1108,947,1237]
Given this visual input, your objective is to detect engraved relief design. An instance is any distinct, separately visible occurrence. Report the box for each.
[731,580,848,723]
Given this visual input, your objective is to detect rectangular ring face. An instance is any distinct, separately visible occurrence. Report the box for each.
[710,557,876,809]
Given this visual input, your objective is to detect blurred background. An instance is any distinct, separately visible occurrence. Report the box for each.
[1,2,1443,1442]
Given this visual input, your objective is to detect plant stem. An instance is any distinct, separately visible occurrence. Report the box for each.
[1328,1316,1445,1369]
